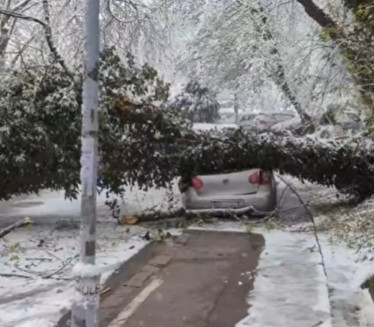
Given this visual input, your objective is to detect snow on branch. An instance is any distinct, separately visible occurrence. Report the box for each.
[0,3,73,78]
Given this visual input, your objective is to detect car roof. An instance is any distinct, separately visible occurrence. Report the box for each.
[239,111,295,116]
[193,123,238,131]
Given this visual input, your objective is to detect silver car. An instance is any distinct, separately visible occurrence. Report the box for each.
[178,169,277,215]
[238,111,296,132]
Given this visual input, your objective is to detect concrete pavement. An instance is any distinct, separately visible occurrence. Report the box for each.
[58,230,264,327]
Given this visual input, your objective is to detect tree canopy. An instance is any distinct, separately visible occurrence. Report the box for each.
[171,81,220,123]
[1,0,374,206]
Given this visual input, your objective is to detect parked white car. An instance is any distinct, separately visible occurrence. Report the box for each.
[238,111,296,132]
[178,123,277,215]
[238,113,273,130]
[271,116,302,133]
[179,169,277,215]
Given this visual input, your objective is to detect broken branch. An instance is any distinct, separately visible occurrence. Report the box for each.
[0,272,33,279]
[0,217,32,238]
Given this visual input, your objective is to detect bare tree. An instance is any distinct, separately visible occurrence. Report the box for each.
[0,0,33,69]
[0,0,72,76]
[295,0,374,115]
[250,5,311,124]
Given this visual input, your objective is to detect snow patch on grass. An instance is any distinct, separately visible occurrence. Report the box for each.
[0,184,183,327]
[319,236,374,327]
[0,223,148,327]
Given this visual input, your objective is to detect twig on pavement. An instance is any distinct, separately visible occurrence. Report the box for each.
[43,249,63,262]
[99,287,111,295]
[0,272,34,279]
[15,264,43,276]
[42,254,79,279]
[14,254,78,279]
[26,257,53,262]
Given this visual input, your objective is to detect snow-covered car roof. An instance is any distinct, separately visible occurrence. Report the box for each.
[271,116,302,131]
[193,123,238,131]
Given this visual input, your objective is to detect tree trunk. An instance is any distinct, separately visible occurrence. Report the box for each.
[296,0,374,115]
[234,93,239,124]
[296,0,338,30]
[0,11,12,70]
[70,0,101,326]
[251,6,312,125]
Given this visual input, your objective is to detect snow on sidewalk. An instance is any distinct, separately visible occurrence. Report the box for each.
[237,229,332,327]
[189,223,332,326]
[0,223,149,327]
[0,185,181,327]
[195,221,374,327]
[320,237,374,327]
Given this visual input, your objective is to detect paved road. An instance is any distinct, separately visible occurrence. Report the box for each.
[0,190,111,228]
[58,230,265,327]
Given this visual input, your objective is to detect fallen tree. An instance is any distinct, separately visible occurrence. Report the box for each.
[180,130,374,201]
[0,47,373,205]
[114,97,374,202]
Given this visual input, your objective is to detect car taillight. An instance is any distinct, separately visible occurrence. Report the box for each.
[249,172,261,184]
[192,177,204,190]
[249,171,272,185]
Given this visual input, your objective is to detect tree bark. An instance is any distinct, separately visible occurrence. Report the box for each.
[296,0,374,114]
[296,0,338,30]
[250,6,312,125]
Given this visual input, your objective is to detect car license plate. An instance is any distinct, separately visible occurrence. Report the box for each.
[211,200,244,209]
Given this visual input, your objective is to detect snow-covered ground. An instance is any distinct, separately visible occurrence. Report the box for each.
[192,219,374,327]
[0,185,182,327]
[0,223,149,327]
[192,122,238,131]
[0,223,187,327]
[1,179,373,327]
[238,229,332,327]
[321,237,374,327]
[241,229,372,327]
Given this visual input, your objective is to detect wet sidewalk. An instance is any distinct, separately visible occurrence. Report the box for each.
[95,230,264,327]
[58,227,334,327]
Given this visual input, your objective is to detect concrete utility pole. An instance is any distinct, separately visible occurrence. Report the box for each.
[71,0,101,326]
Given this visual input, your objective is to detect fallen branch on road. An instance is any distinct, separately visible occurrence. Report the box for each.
[14,254,78,280]
[42,254,79,279]
[0,217,32,239]
[0,272,33,279]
